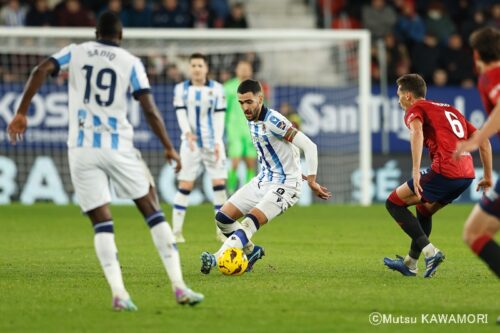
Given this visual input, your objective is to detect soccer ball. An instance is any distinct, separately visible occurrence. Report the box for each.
[217,248,248,276]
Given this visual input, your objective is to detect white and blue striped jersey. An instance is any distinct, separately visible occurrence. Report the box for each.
[50,40,150,151]
[250,106,301,184]
[173,80,226,149]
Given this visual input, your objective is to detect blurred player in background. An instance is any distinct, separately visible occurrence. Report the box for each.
[383,74,492,278]
[454,27,500,277]
[172,53,227,243]
[200,79,331,274]
[224,60,257,194]
[7,12,203,310]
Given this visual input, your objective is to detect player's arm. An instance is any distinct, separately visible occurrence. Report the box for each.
[455,100,500,155]
[138,93,181,173]
[408,118,424,197]
[285,127,331,200]
[213,85,227,160]
[173,84,196,150]
[465,121,493,192]
[7,58,56,144]
[477,136,493,192]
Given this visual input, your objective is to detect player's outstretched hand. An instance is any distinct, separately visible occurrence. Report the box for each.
[308,181,332,200]
[7,114,27,145]
[476,178,492,192]
[165,148,182,173]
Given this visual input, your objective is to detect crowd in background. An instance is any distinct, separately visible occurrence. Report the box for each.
[0,0,247,28]
[0,0,500,87]
[316,0,500,87]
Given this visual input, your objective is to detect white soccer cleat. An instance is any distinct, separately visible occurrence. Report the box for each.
[112,296,138,311]
[175,287,204,306]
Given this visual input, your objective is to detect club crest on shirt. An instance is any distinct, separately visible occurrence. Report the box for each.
[275,121,286,130]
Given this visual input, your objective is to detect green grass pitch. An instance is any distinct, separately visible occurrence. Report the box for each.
[0,204,498,333]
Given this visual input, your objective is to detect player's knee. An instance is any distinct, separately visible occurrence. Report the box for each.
[386,190,405,210]
[463,222,483,247]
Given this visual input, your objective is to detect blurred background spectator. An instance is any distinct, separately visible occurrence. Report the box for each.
[224,2,247,28]
[152,0,190,28]
[0,0,27,26]
[53,0,95,27]
[25,0,52,26]
[123,0,152,27]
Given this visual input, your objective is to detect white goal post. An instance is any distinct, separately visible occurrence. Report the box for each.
[0,28,372,206]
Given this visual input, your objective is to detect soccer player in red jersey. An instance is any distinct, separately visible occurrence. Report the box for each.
[384,74,493,278]
[454,27,500,277]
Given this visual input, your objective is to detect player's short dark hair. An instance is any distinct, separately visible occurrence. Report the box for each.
[189,53,208,64]
[237,79,262,95]
[97,11,122,38]
[396,74,427,98]
[470,27,500,63]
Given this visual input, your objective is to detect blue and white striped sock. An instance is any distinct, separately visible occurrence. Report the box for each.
[212,185,227,215]
[172,189,190,234]
[215,214,260,258]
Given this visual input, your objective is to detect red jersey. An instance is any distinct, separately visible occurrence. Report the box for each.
[477,66,500,137]
[404,100,476,179]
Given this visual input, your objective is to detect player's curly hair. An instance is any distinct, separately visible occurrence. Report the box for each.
[470,27,500,63]
[396,74,427,98]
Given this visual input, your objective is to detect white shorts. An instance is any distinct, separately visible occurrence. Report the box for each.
[68,147,154,212]
[228,178,301,221]
[177,140,227,181]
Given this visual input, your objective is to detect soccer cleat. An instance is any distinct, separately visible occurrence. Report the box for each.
[424,250,445,278]
[383,255,417,276]
[246,245,265,272]
[174,232,185,243]
[112,296,138,311]
[175,287,204,306]
[200,251,217,274]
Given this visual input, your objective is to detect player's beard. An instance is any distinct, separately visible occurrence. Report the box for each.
[245,107,259,121]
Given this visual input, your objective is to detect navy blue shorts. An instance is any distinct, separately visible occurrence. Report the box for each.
[407,169,473,204]
[479,179,500,218]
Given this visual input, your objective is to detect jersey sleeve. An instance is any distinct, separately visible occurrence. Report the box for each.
[173,83,186,110]
[49,44,76,76]
[129,57,151,100]
[214,84,226,112]
[265,111,293,139]
[404,105,424,128]
[487,83,500,106]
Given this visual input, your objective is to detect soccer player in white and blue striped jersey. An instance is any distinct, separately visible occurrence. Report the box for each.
[8,12,203,310]
[200,79,332,274]
[172,53,228,243]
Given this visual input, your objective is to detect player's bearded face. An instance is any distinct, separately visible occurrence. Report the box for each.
[238,92,262,121]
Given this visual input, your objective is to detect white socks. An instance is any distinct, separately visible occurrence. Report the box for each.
[422,243,437,258]
[93,228,129,300]
[150,222,187,291]
[172,190,190,234]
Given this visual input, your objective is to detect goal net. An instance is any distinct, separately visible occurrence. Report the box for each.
[0,28,371,206]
